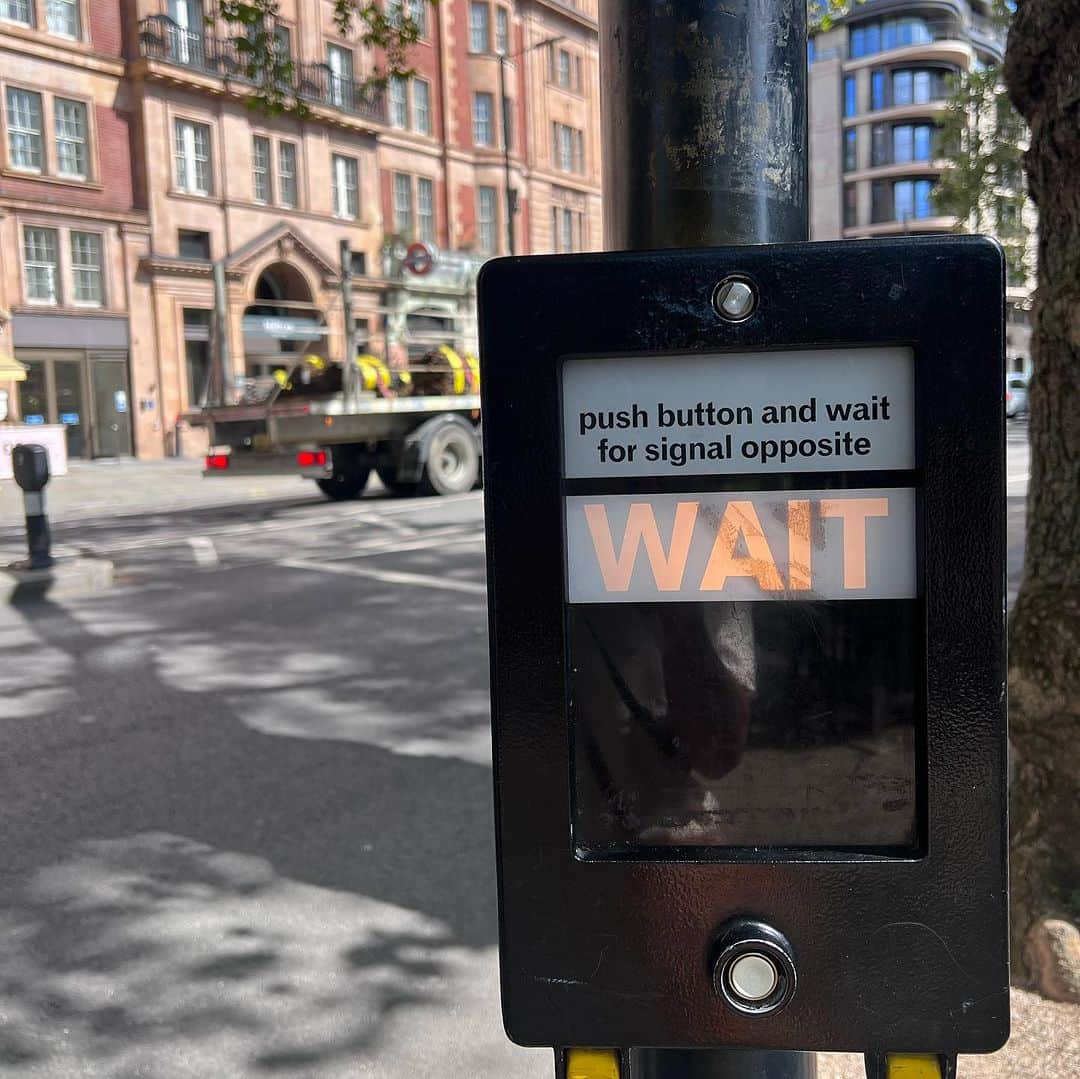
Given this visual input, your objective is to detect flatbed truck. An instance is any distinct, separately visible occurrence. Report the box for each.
[188,369,482,500]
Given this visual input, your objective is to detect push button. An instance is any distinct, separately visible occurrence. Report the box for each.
[712,919,797,1017]
[727,952,779,1002]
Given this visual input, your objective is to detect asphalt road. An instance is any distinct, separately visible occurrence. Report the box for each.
[0,486,555,1078]
[0,426,1031,1077]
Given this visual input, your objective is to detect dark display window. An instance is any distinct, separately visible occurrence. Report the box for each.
[569,598,923,855]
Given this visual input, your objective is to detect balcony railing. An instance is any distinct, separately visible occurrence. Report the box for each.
[137,16,386,125]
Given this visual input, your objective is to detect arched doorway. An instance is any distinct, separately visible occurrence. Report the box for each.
[253,263,312,308]
[242,262,328,382]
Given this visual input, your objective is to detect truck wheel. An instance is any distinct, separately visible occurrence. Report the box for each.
[316,464,371,500]
[420,421,480,496]
[375,466,416,497]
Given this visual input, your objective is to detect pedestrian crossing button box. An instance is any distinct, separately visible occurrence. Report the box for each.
[12,443,50,492]
[478,237,1008,1057]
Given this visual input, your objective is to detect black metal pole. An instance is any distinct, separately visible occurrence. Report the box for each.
[601,0,808,251]
[599,2,813,1077]
[22,490,54,570]
[499,54,515,256]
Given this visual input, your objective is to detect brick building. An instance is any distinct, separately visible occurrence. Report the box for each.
[1,0,601,459]
[0,0,154,457]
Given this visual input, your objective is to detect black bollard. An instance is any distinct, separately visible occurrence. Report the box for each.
[12,443,54,570]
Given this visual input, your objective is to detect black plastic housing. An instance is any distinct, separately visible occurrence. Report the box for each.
[478,237,1008,1054]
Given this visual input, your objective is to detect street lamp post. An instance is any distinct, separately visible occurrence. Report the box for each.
[499,34,562,256]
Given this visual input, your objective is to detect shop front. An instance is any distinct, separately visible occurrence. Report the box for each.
[12,313,133,459]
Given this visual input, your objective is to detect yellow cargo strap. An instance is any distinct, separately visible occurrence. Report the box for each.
[302,353,326,370]
[272,368,292,391]
[565,1048,620,1079]
[464,352,481,392]
[355,354,392,393]
[886,1054,943,1079]
[438,344,467,394]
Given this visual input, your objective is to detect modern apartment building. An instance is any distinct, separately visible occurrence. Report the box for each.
[1,0,601,458]
[809,0,1034,371]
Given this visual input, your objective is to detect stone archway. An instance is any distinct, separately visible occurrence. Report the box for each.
[242,261,328,379]
[253,262,313,308]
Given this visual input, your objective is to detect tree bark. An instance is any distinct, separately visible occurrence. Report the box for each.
[1003,0,1080,999]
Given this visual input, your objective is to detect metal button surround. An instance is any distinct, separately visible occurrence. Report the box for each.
[712,920,797,1017]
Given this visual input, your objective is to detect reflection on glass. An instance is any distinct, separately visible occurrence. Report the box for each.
[54,359,85,457]
[570,600,921,853]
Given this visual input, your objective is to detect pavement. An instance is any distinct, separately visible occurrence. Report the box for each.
[0,419,1072,1078]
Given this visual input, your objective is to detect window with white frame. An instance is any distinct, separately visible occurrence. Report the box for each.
[278,141,297,207]
[551,206,583,253]
[389,76,408,129]
[417,177,435,244]
[553,48,582,91]
[174,118,213,195]
[23,227,59,304]
[408,0,426,36]
[473,92,494,146]
[252,135,271,202]
[495,7,509,55]
[1,0,33,27]
[413,78,431,135]
[553,122,584,173]
[55,98,88,179]
[327,44,354,109]
[561,207,577,252]
[332,153,359,219]
[469,2,489,53]
[477,185,497,254]
[557,49,571,88]
[393,172,414,237]
[6,88,43,171]
[71,231,103,305]
[46,0,80,37]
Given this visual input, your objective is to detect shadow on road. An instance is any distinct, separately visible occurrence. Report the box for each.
[0,565,499,1074]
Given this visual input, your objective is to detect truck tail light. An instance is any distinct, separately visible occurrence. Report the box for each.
[297,450,327,468]
[206,453,230,470]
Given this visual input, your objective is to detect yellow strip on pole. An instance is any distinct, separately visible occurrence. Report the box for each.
[565,1048,620,1079]
[886,1054,943,1079]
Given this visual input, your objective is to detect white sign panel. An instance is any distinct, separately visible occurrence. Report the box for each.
[0,424,69,481]
[562,348,915,478]
[566,488,917,603]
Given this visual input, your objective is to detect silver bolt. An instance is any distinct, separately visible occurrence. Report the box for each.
[713,277,758,322]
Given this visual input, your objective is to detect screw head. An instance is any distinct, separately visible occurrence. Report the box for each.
[713,276,758,322]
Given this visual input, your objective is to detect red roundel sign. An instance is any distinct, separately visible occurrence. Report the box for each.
[404,242,435,276]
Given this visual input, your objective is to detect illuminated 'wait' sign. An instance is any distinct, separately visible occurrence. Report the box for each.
[565,489,917,602]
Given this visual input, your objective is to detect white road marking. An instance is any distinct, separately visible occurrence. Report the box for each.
[375,515,421,536]
[71,492,481,555]
[187,536,220,566]
[345,529,484,559]
[279,557,487,596]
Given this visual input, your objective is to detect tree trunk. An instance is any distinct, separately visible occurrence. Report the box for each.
[1003,1,1080,1000]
